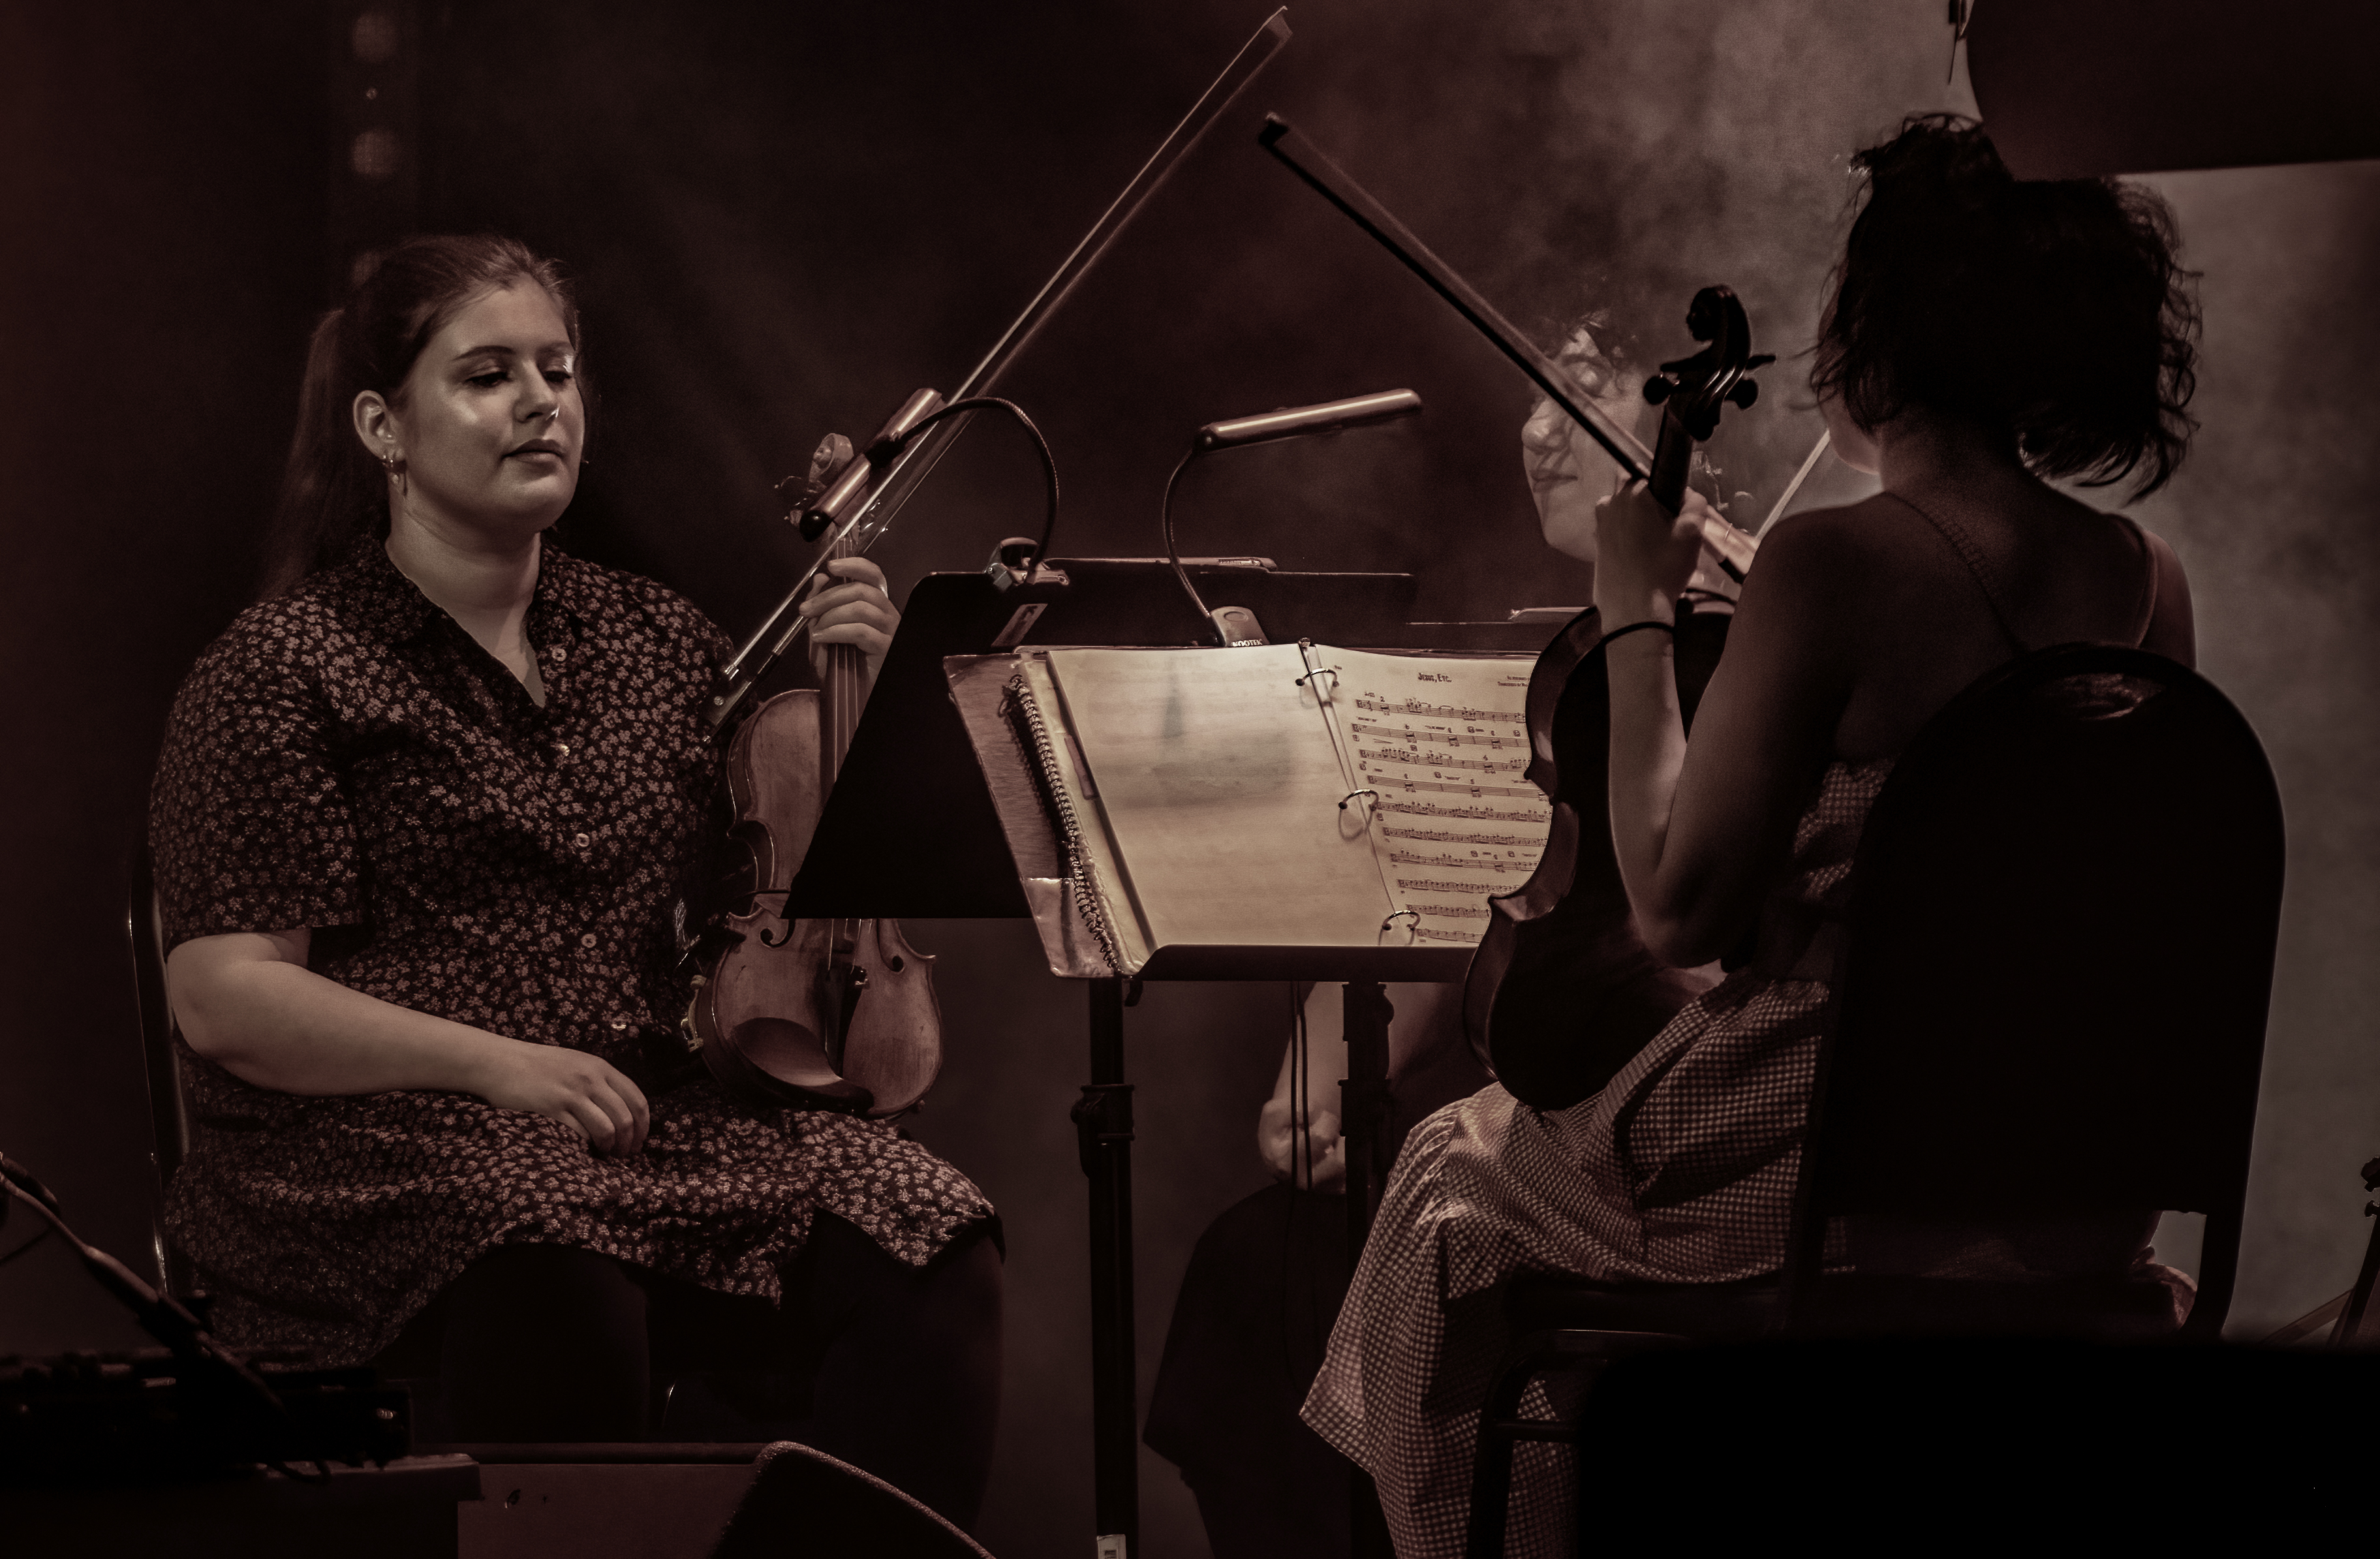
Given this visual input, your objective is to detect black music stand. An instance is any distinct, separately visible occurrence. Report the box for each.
[785,564,1539,1552]
[788,561,1412,920]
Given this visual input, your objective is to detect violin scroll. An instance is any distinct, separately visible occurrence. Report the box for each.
[1641,286,1775,463]
[775,433,857,533]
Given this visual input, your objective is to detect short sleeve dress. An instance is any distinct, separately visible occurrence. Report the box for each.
[149,540,993,1366]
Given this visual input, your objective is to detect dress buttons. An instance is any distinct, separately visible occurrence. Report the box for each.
[609,1018,630,1032]
[580,933,599,949]
[553,741,570,759]
[549,645,567,661]
[572,832,591,850]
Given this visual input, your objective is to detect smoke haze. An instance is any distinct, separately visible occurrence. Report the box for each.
[2,5,2373,1554]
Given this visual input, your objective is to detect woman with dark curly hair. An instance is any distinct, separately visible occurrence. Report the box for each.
[149,234,999,1526]
[1301,116,2202,1555]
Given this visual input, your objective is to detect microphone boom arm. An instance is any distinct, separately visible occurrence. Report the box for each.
[710,10,1296,735]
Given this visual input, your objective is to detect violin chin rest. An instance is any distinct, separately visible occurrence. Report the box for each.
[717,1017,875,1112]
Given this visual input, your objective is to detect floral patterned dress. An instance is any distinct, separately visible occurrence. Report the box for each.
[149,540,993,1366]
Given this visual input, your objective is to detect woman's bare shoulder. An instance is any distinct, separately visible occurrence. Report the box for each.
[1765,491,1935,544]
[2136,523,2197,666]
[1746,493,1936,595]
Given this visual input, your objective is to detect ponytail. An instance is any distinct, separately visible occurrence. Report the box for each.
[255,235,581,598]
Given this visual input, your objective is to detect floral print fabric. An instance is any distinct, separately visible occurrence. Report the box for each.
[149,540,991,1365]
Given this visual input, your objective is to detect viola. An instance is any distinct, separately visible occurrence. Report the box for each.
[683,21,1305,1115]
[685,449,942,1119]
[1461,286,1770,1109]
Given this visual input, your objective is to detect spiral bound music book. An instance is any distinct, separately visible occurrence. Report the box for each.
[998,641,1550,979]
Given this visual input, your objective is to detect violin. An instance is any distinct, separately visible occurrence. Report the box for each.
[1461,286,1770,1108]
[685,442,942,1119]
[1254,120,1780,1111]
[682,18,1305,1115]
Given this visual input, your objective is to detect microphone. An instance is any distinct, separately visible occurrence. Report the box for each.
[1193,388,1423,452]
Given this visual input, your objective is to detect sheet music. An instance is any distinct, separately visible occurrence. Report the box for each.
[1321,648,1551,946]
[1040,644,1396,959]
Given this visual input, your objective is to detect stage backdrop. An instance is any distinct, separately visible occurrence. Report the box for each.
[3,5,2374,1555]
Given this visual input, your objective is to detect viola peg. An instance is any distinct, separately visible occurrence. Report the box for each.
[1725,378,1760,410]
[1642,374,1676,406]
[777,433,855,504]
[786,433,859,541]
[810,431,857,483]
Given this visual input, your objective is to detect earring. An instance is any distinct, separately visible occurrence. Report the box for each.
[380,452,407,499]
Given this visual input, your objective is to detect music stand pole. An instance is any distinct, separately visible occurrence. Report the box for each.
[1074,978,1138,1554]
[1338,980,1396,1555]
[1340,981,1393,1256]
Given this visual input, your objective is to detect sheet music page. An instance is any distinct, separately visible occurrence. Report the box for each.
[1322,647,1550,947]
[1041,644,1395,955]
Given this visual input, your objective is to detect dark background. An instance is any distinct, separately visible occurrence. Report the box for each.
[4,5,2375,1555]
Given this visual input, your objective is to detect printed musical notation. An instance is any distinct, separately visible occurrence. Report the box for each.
[1357,745,1530,774]
[1348,720,1519,749]
[1402,878,1513,897]
[1378,799,1543,824]
[1353,695,1525,723]
[1391,852,1530,874]
[1330,648,1553,949]
[1382,824,1531,846]
[1380,779,1540,802]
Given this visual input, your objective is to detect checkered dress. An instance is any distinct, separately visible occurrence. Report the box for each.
[1299,759,1891,1556]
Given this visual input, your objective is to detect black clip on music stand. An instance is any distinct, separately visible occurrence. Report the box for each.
[785,561,1504,1552]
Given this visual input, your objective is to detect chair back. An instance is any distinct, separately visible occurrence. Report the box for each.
[125,837,195,1295]
[1787,645,2284,1338]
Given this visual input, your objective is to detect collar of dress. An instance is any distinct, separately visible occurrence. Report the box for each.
[337,534,598,648]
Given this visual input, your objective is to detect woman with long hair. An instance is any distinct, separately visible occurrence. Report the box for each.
[150,234,999,1526]
[1302,116,2202,1554]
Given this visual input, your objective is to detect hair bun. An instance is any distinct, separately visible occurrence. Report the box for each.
[1814,115,2198,497]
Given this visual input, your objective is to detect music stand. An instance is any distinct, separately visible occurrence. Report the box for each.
[786,561,1417,918]
[785,564,1535,1551]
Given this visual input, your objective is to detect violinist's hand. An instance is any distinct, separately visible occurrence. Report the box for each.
[801,557,901,684]
[1258,1095,1346,1194]
[1593,480,1713,628]
[472,1039,650,1156]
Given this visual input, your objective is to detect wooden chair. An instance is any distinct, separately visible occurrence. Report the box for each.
[1463,643,2287,1556]
[124,839,197,1300]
